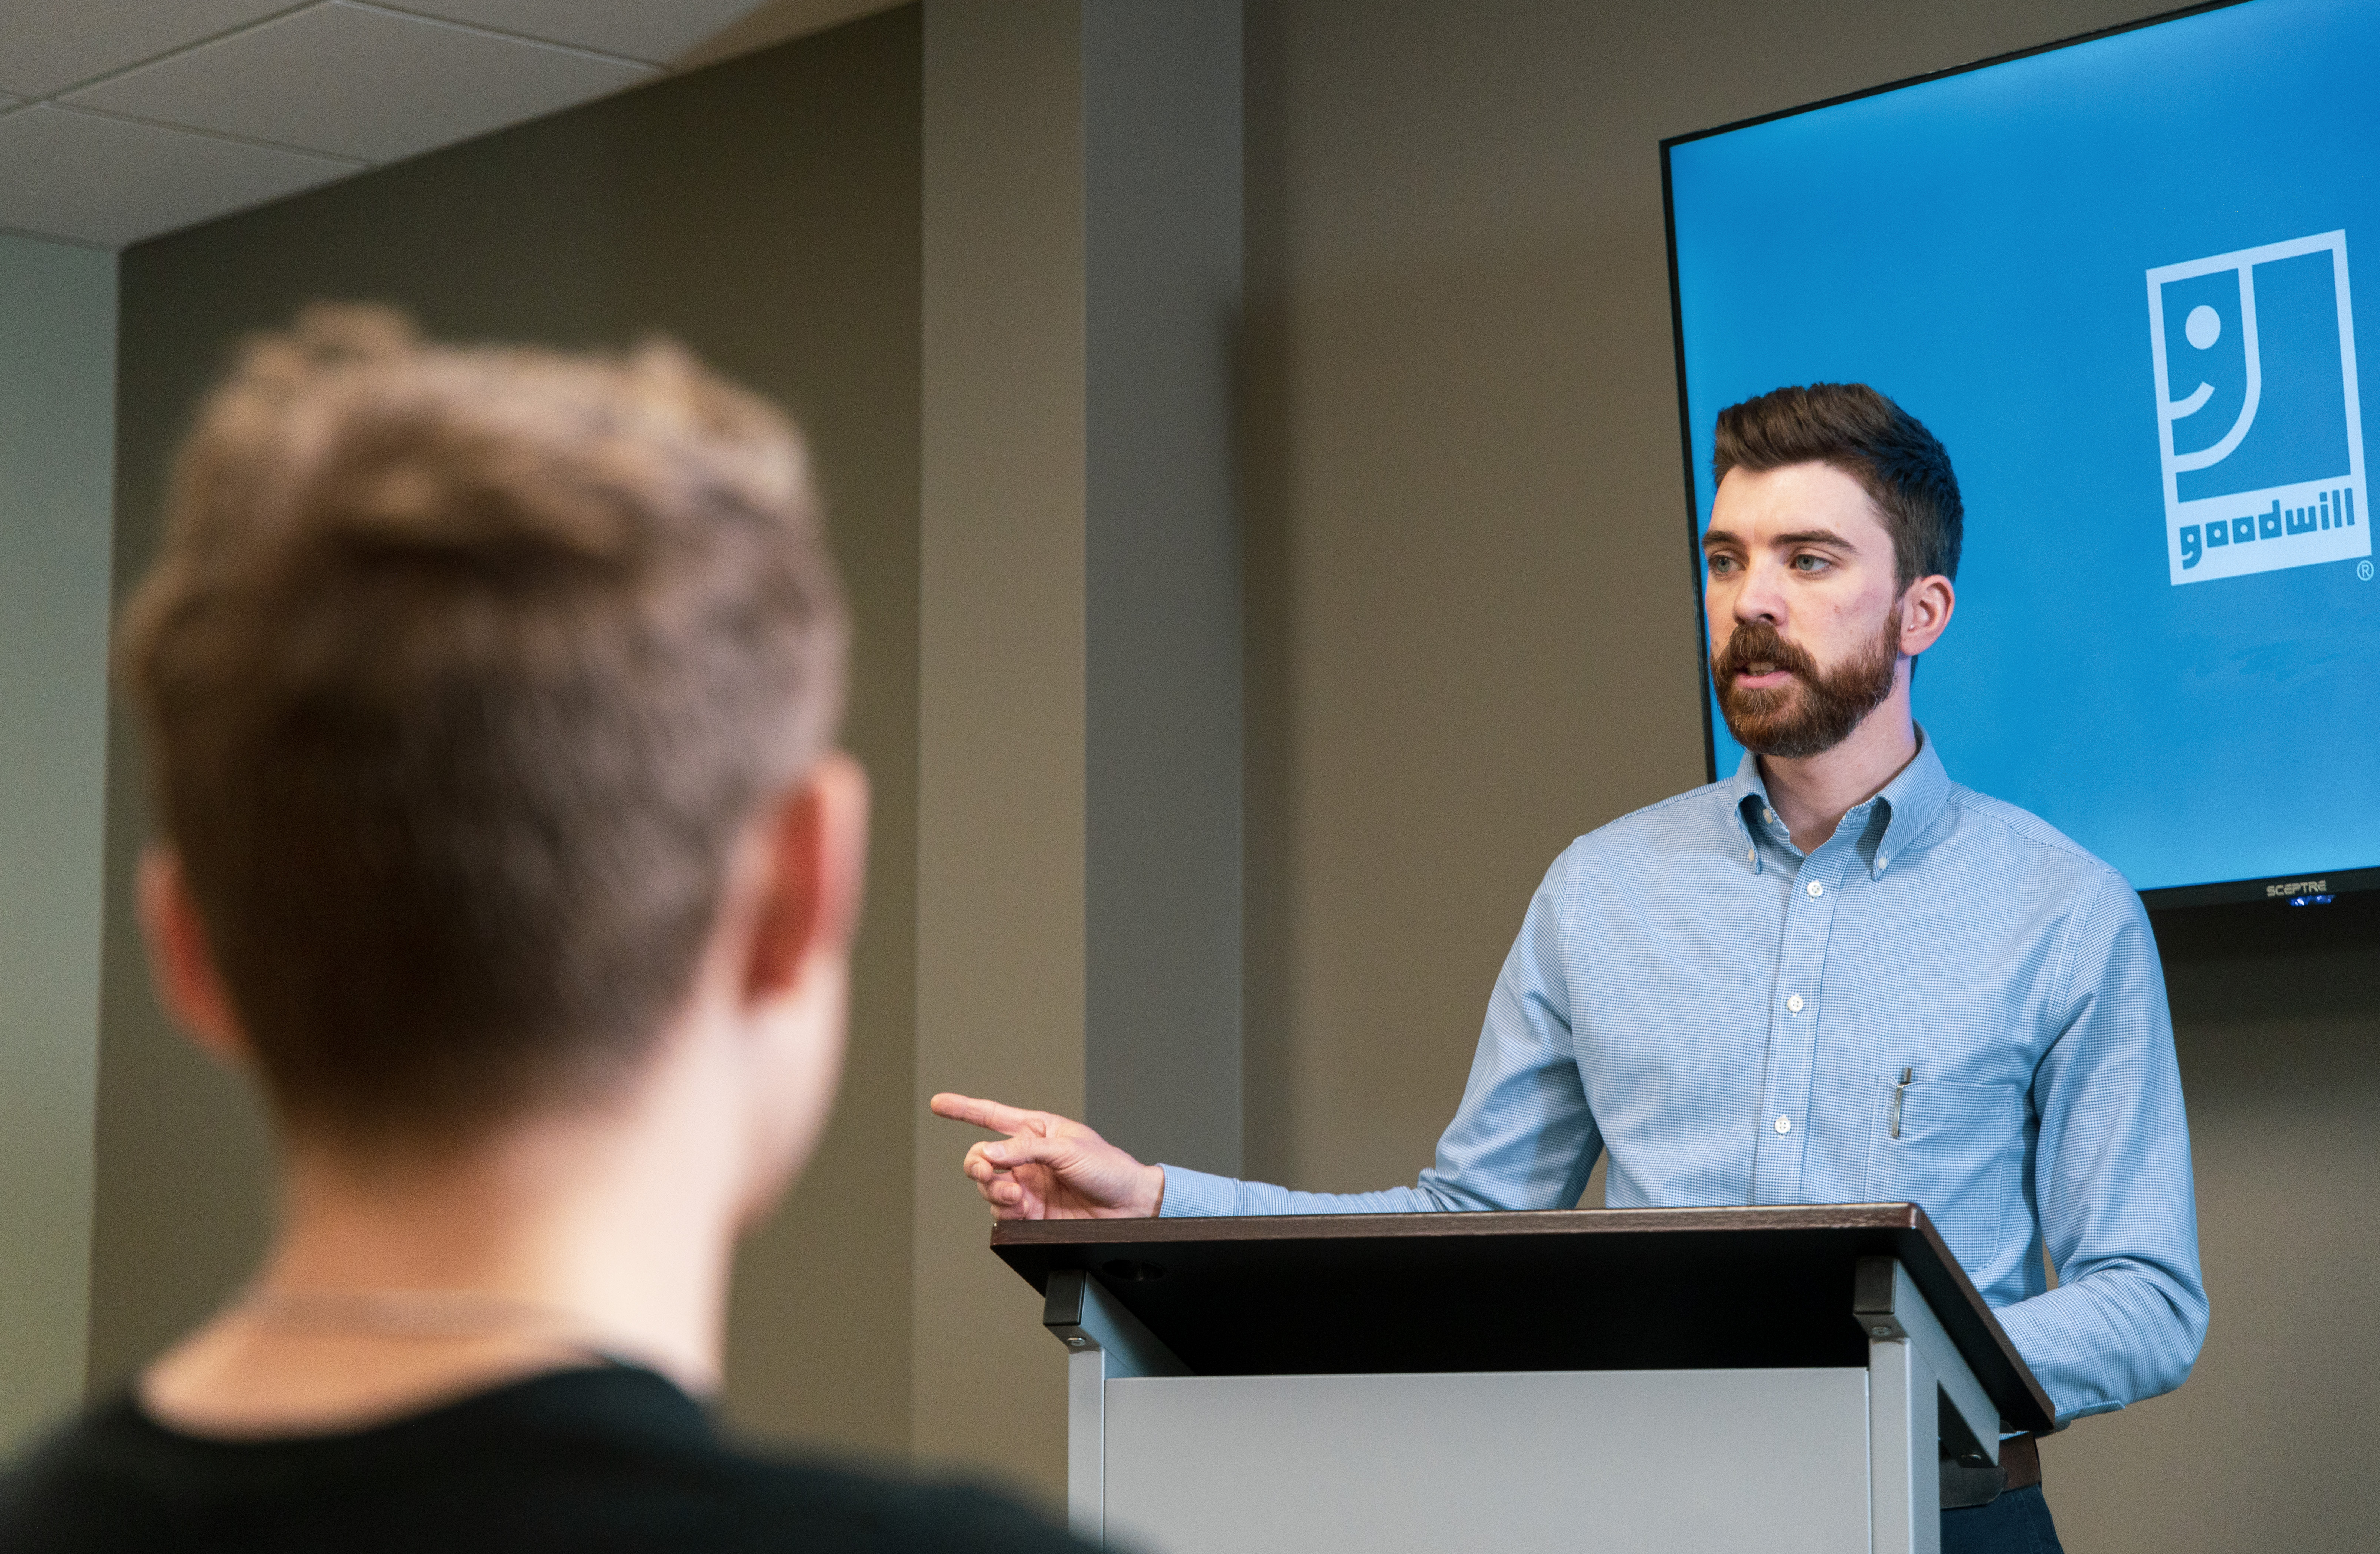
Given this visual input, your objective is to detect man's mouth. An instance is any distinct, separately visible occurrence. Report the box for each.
[1719,625,1813,687]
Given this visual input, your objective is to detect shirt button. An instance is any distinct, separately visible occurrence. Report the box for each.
[1787,994,1804,1013]
[1806,880,1824,898]
[1774,1115,1793,1134]
[1764,808,1777,823]
[1747,847,1757,864]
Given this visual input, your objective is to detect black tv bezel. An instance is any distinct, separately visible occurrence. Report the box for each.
[1656,0,2374,914]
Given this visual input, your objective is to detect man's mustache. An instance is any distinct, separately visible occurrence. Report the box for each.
[1714,623,1818,680]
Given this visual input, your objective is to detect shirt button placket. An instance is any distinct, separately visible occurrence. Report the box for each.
[1758,848,1848,1204]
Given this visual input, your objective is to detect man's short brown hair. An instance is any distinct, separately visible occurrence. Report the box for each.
[1711,383,1963,588]
[121,306,848,1147]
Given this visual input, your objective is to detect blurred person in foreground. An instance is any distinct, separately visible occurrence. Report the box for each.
[0,308,1085,1554]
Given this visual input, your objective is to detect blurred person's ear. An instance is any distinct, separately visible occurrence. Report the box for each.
[138,846,252,1068]
[723,751,869,1224]
[746,750,870,1000]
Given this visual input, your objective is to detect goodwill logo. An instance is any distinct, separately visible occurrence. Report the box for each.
[2148,230,2371,585]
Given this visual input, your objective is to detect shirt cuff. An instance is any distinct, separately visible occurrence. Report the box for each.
[1155,1164,1239,1217]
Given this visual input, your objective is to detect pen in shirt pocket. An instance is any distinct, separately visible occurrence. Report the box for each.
[1891,1065,1914,1138]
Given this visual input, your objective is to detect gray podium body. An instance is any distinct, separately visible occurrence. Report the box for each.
[993,1205,2054,1554]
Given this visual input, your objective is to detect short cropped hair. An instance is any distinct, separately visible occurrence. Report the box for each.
[1711,383,1963,588]
[120,306,848,1147]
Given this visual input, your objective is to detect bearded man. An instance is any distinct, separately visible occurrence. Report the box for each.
[931,384,2206,1554]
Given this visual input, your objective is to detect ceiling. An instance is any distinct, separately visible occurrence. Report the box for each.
[0,0,902,249]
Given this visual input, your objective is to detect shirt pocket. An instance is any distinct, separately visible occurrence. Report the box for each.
[1862,1076,2019,1277]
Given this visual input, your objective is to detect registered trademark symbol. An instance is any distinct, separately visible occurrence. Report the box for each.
[2360,560,2375,581]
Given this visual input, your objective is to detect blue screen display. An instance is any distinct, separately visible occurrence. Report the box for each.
[1666,0,2380,896]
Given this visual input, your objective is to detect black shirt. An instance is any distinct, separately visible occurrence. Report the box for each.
[0,1366,1091,1554]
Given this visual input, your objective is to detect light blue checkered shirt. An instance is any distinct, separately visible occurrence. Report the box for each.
[1161,735,2207,1423]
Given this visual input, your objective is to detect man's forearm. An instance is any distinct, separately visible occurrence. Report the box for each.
[1993,1260,2209,1422]
[1153,1165,1534,1217]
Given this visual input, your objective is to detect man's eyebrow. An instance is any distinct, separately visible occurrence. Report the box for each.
[1701,526,1861,551]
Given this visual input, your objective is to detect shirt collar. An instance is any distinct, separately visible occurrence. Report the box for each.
[1721,728,1952,879]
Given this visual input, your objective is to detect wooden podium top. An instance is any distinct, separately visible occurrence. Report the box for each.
[992,1203,2055,1434]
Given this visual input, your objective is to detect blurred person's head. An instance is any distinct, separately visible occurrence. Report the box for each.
[121,305,865,1224]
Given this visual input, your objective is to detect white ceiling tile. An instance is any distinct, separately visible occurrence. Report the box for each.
[62,2,656,164]
[0,106,359,248]
[0,0,300,99]
[378,0,783,65]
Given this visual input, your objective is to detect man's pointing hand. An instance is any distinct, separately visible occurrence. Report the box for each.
[927,1094,1164,1220]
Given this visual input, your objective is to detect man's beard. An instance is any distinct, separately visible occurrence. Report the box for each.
[1712,610,1901,759]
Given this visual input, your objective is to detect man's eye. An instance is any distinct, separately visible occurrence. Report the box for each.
[1707,555,1738,575]
[1791,553,1829,572]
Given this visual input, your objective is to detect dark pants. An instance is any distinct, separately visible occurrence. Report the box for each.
[1942,1485,2065,1554]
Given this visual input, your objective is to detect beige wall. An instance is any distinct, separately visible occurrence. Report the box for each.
[913,0,1088,1502]
[911,5,1247,1516]
[89,9,922,1457]
[1242,2,2376,1549]
[0,233,116,1450]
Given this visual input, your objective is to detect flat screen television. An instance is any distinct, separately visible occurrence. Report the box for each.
[1662,0,2379,908]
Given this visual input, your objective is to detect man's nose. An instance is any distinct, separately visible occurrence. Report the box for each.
[1731,557,1789,624]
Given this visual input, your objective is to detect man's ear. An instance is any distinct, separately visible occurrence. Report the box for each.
[744,752,871,1001]
[136,845,251,1067]
[1897,573,1956,657]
